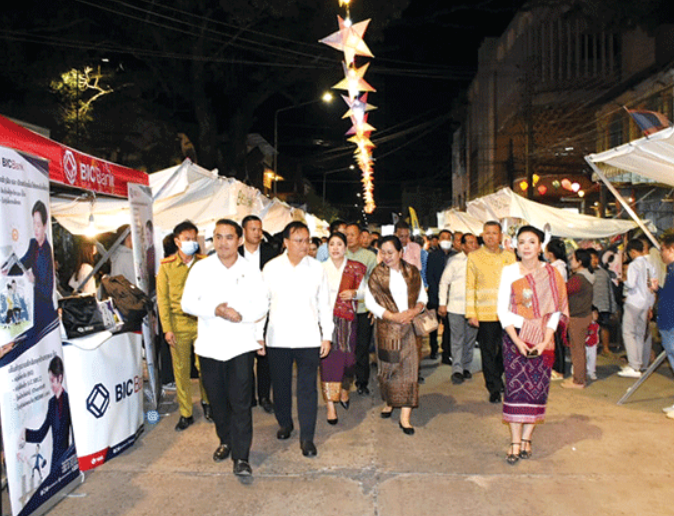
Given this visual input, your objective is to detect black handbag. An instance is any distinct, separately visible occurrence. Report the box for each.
[101,275,152,332]
[59,294,107,338]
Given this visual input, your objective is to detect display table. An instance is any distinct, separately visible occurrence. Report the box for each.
[62,331,144,471]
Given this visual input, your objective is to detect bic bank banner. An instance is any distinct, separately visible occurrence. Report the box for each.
[0,145,80,516]
[62,332,144,471]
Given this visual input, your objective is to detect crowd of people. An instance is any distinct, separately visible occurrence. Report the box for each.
[151,214,673,476]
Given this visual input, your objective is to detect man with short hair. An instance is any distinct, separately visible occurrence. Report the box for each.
[465,221,516,403]
[157,220,211,430]
[618,238,657,378]
[345,223,377,395]
[587,248,618,357]
[316,220,347,262]
[439,233,479,383]
[181,219,269,476]
[263,221,333,457]
[452,231,464,254]
[426,229,456,361]
[239,215,277,414]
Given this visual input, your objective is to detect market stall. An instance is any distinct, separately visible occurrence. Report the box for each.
[0,114,153,516]
[465,187,639,239]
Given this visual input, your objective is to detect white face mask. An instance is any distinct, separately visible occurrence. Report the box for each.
[180,240,199,256]
[439,240,453,251]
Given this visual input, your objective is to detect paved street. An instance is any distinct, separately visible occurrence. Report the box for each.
[5,348,674,516]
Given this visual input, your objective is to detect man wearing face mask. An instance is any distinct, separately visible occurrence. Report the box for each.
[157,220,211,431]
[426,230,456,361]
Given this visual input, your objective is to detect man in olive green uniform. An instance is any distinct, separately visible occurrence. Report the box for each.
[157,220,211,431]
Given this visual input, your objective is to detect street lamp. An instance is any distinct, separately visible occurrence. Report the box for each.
[273,92,334,195]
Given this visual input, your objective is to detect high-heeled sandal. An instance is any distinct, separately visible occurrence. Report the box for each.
[519,439,532,459]
[506,443,521,465]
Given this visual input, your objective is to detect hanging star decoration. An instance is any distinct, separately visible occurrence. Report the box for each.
[319,8,378,214]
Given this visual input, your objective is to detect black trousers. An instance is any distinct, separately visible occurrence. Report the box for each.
[429,312,451,358]
[267,347,320,442]
[355,313,373,388]
[199,352,254,461]
[252,353,272,403]
[477,321,504,395]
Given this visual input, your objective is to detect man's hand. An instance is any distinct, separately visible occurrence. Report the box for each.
[215,303,242,322]
[467,317,479,327]
[320,340,331,358]
[164,332,177,348]
[437,306,447,317]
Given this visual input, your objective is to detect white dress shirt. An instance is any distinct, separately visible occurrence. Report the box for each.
[181,254,269,362]
[364,268,428,319]
[438,253,468,314]
[243,245,260,269]
[263,253,334,348]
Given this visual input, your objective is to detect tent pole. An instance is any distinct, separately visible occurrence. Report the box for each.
[585,157,660,250]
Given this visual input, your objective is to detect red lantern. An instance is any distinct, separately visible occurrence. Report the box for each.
[537,185,547,195]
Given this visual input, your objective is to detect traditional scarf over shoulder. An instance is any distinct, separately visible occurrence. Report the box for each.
[368,260,421,314]
[334,259,367,321]
[509,263,569,346]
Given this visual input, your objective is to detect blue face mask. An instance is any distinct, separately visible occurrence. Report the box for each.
[180,240,199,256]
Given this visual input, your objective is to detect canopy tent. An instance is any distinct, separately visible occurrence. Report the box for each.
[465,187,638,239]
[585,126,674,247]
[51,159,322,237]
[436,209,484,235]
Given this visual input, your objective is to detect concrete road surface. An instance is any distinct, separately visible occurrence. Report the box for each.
[4,349,673,516]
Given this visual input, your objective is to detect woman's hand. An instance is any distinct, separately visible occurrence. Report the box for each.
[338,289,357,300]
[320,340,331,358]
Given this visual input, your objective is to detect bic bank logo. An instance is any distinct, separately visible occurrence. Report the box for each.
[87,383,110,419]
[63,150,78,185]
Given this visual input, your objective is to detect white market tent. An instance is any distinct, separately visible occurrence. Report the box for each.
[52,159,324,237]
[585,125,674,247]
[436,209,484,235]
[464,187,638,239]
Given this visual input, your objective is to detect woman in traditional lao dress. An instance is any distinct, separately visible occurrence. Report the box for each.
[497,226,569,464]
[365,235,427,435]
[320,232,366,425]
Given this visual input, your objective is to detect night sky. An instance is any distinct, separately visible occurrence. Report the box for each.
[292,0,527,225]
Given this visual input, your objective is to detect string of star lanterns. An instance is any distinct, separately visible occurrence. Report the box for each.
[319,0,377,214]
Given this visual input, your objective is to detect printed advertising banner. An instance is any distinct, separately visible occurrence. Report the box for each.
[0,145,80,516]
[128,183,159,409]
[61,332,144,471]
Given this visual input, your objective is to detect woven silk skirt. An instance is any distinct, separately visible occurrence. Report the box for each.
[502,331,554,424]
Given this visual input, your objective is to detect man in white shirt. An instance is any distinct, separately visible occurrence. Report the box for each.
[619,238,657,378]
[263,221,332,457]
[181,219,269,477]
[438,233,479,384]
[238,215,278,414]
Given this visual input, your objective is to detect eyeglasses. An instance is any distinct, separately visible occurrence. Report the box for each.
[289,238,310,245]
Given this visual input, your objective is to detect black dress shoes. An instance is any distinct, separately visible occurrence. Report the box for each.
[463,370,472,380]
[233,459,252,476]
[489,392,502,404]
[339,399,350,410]
[357,385,370,395]
[380,409,393,419]
[451,372,464,385]
[417,375,425,384]
[327,417,338,425]
[441,357,452,366]
[399,422,415,435]
[175,415,194,431]
[429,352,439,360]
[202,402,213,422]
[277,425,293,440]
[300,440,317,457]
[213,444,231,462]
[259,398,274,414]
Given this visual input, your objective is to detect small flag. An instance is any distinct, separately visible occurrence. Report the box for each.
[625,107,671,136]
[408,207,420,232]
